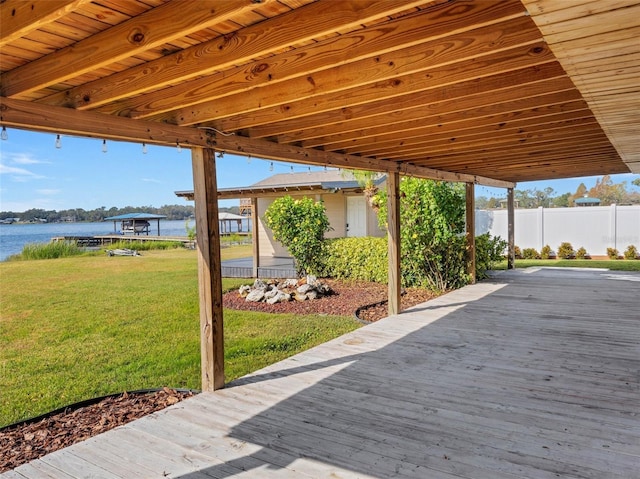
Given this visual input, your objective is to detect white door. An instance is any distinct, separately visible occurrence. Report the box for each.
[346,196,367,237]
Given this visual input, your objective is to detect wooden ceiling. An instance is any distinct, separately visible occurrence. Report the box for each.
[1,0,637,187]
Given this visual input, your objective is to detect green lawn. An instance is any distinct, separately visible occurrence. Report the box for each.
[0,248,360,427]
[494,258,640,271]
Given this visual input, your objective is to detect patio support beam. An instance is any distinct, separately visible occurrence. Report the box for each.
[0,97,514,189]
[387,171,401,316]
[192,147,224,391]
[466,182,476,284]
[251,197,260,278]
[507,187,516,269]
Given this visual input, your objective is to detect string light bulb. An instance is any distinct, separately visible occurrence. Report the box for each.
[102,139,107,153]
[269,162,274,171]
[1,126,7,141]
[55,134,62,149]
[307,166,311,174]
[290,166,294,174]
[176,141,181,153]
[142,142,148,154]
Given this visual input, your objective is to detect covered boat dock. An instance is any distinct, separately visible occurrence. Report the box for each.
[104,213,166,236]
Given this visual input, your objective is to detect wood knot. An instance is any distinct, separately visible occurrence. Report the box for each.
[130,30,146,44]
[252,63,269,74]
[531,46,545,54]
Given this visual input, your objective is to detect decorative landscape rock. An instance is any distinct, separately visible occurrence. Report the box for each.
[239,277,333,304]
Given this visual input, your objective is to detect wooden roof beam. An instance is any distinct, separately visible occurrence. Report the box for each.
[247,63,573,140]
[335,107,594,155]
[0,0,92,48]
[172,40,554,128]
[365,119,604,158]
[0,96,515,189]
[299,89,586,148]
[38,0,430,109]
[1,0,273,98]
[136,2,531,122]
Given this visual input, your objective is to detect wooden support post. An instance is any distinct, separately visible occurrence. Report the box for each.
[251,197,260,278]
[507,187,515,270]
[387,171,401,316]
[466,182,476,284]
[191,147,224,391]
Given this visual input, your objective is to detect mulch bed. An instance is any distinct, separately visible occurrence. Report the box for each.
[1,280,437,472]
[1,388,195,472]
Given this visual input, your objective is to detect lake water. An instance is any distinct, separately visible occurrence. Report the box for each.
[0,220,194,261]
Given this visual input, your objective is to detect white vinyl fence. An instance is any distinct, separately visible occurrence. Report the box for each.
[476,205,640,256]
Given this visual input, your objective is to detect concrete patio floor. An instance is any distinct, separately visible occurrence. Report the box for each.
[4,268,639,478]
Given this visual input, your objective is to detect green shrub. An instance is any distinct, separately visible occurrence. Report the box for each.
[103,240,183,252]
[475,233,507,280]
[521,248,539,259]
[514,245,522,259]
[374,178,467,291]
[607,247,619,260]
[19,241,83,260]
[264,196,331,276]
[623,245,638,260]
[575,247,588,259]
[557,242,575,259]
[322,237,388,282]
[540,244,553,259]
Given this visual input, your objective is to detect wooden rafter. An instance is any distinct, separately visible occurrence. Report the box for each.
[0,0,92,47]
[0,96,514,188]
[38,0,429,110]
[2,0,271,98]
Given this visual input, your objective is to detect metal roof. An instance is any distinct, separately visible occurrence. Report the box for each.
[104,213,167,221]
[175,170,385,200]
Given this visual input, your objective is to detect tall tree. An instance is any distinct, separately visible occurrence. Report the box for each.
[588,175,627,205]
[569,183,588,206]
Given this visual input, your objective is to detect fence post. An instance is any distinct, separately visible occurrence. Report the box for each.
[610,203,618,251]
[537,206,545,251]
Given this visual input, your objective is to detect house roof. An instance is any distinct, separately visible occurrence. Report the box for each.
[104,213,166,221]
[1,1,638,184]
[218,212,245,221]
[574,197,601,205]
[175,170,385,200]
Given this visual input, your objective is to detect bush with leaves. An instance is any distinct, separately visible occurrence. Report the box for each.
[322,237,388,282]
[607,247,619,260]
[475,233,507,280]
[540,244,553,259]
[374,177,468,291]
[264,196,331,276]
[623,245,638,260]
[575,247,588,259]
[557,242,575,259]
[513,245,522,259]
[521,248,539,259]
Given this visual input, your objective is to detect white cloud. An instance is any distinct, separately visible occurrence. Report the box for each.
[0,163,45,181]
[36,189,61,196]
[0,152,49,181]
[10,152,48,165]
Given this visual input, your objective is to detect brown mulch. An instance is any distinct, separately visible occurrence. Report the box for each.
[1,280,437,472]
[223,278,438,322]
[1,388,195,472]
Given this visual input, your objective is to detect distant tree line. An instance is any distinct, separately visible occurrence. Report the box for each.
[0,204,240,223]
[476,175,640,209]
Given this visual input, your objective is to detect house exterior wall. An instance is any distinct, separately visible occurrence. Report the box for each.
[476,205,640,256]
[257,192,385,258]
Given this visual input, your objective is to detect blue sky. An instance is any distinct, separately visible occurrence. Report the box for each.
[1,129,638,212]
